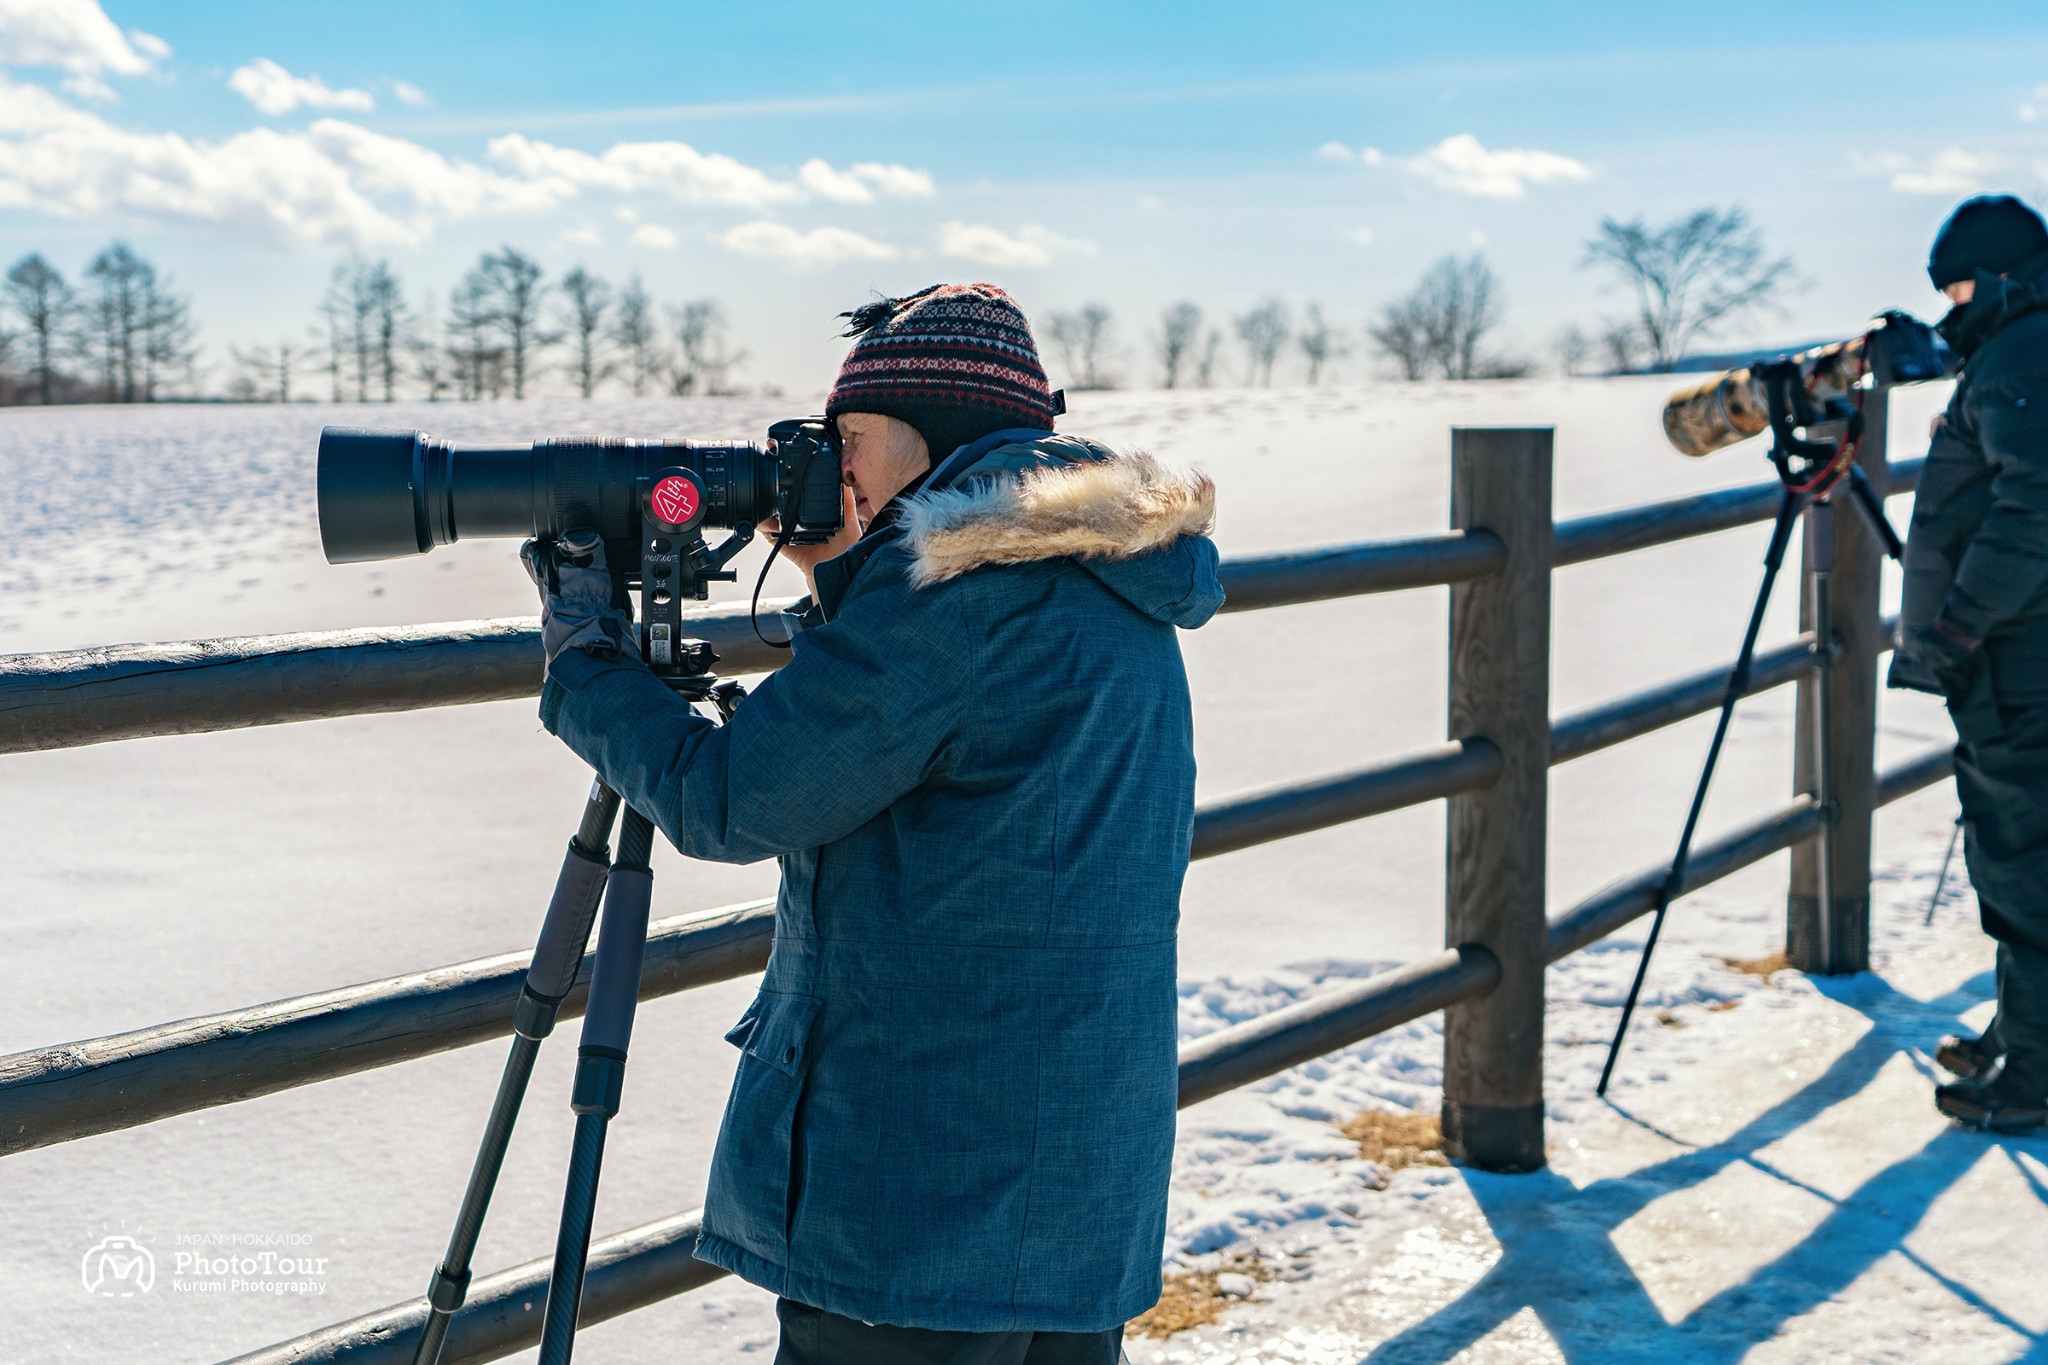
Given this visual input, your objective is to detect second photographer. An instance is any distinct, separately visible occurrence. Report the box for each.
[1893,193,2048,1133]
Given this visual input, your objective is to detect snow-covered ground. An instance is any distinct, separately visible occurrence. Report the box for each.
[3,379,2039,1363]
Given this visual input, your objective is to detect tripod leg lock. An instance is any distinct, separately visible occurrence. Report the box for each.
[571,1049,627,1118]
[426,1262,472,1313]
[513,985,560,1042]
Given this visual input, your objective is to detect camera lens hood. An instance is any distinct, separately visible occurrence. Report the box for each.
[318,426,434,564]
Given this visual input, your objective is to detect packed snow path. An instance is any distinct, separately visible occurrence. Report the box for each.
[4,380,2040,1362]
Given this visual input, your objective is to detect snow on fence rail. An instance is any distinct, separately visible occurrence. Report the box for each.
[0,419,1947,1365]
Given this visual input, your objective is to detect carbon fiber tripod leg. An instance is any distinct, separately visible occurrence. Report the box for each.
[410,781,621,1365]
[537,807,657,1365]
[1598,486,1802,1096]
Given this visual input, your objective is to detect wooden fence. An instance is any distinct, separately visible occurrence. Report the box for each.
[0,402,1952,1364]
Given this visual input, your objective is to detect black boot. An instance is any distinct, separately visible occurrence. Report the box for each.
[1935,1077,2048,1133]
[1935,1032,2000,1082]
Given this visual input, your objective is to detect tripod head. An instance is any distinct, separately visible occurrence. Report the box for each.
[637,466,755,700]
[1755,357,1860,493]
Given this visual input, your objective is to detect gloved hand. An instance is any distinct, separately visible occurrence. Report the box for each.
[1906,618,1982,701]
[520,530,633,669]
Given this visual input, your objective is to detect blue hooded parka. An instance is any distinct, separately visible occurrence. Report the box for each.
[540,430,1223,1331]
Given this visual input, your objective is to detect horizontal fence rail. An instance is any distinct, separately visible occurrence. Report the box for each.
[226,742,1956,1365]
[0,619,1899,1155]
[0,460,1927,757]
[1214,530,1504,611]
[223,1209,724,1365]
[0,902,773,1157]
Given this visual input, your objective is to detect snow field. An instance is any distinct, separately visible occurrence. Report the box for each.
[4,378,2037,1363]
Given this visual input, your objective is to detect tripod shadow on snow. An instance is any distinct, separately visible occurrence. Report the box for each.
[1358,973,2046,1364]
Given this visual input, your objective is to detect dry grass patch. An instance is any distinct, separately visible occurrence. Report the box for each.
[1126,1250,1270,1339]
[1338,1107,1447,1170]
[1723,949,1792,980]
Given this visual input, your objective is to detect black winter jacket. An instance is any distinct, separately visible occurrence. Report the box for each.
[1892,251,2048,693]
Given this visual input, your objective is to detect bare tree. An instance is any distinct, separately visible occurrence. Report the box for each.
[1194,329,1221,387]
[1367,296,1432,380]
[1583,206,1797,371]
[1601,322,1646,375]
[410,291,450,401]
[366,260,408,402]
[1368,255,1504,381]
[322,260,379,401]
[318,298,344,401]
[6,253,73,404]
[1046,303,1119,390]
[230,341,310,402]
[609,274,663,397]
[478,246,556,398]
[1297,303,1346,384]
[1234,299,1290,386]
[1552,324,1592,377]
[558,266,615,399]
[1153,302,1202,389]
[446,266,503,401]
[138,271,198,401]
[666,300,746,395]
[85,242,150,401]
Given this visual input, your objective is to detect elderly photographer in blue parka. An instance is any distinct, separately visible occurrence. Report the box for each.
[527,283,1224,1364]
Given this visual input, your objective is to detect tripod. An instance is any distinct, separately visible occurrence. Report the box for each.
[411,465,753,1365]
[1597,361,1903,1097]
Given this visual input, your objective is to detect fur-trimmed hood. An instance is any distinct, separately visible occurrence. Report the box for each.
[896,437,1224,628]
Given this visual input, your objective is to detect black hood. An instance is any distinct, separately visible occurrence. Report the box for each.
[1937,246,2048,362]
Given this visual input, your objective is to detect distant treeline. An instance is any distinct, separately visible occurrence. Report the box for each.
[246,249,761,405]
[0,243,199,405]
[0,205,1796,404]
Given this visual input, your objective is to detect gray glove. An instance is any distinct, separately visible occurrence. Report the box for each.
[520,531,633,669]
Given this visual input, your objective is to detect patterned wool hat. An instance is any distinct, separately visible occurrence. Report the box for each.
[826,283,1058,461]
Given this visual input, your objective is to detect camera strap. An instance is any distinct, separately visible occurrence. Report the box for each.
[748,517,803,649]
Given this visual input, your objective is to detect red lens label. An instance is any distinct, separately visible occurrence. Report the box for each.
[651,475,699,526]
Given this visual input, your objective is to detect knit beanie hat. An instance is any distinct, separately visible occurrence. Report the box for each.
[1928,195,2048,288]
[825,283,1058,461]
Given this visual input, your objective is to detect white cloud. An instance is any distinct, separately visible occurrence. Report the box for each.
[796,158,934,203]
[722,220,897,265]
[0,77,558,246]
[1320,141,1384,166]
[488,136,932,211]
[489,132,800,208]
[630,222,677,249]
[1401,133,1589,199]
[1865,147,1998,196]
[229,58,375,116]
[0,72,940,250]
[2024,84,2048,122]
[390,79,429,108]
[936,221,1092,269]
[0,0,166,99]
[561,225,601,246]
[850,160,934,199]
[1349,226,1374,247]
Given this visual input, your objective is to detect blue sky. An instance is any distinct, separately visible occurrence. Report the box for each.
[6,1,2048,391]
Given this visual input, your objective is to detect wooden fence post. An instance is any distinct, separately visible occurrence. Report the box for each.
[1443,427,1553,1172]
[1788,390,1887,974]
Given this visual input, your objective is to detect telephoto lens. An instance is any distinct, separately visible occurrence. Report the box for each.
[315,421,843,568]
[1660,312,1949,458]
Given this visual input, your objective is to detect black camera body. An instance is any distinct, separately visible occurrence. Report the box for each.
[316,417,844,573]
